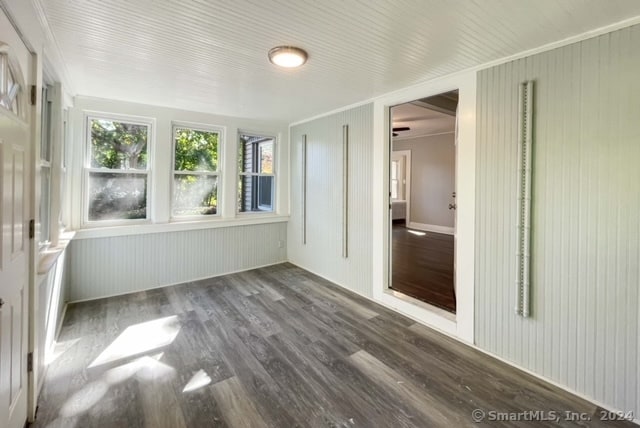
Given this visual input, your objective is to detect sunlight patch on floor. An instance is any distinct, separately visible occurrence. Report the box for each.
[408,230,426,236]
[89,315,180,368]
[182,369,212,393]
[61,353,174,418]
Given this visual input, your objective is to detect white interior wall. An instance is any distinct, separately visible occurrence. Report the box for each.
[288,104,374,298]
[393,133,456,231]
[475,24,640,418]
[64,97,290,301]
[69,222,287,301]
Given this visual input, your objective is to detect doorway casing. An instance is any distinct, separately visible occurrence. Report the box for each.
[372,70,476,343]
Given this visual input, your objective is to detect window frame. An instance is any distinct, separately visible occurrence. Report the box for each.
[237,131,276,215]
[39,85,53,247]
[83,112,155,227]
[170,122,224,220]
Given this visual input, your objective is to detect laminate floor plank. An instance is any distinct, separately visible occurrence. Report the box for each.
[33,263,634,427]
[210,377,268,428]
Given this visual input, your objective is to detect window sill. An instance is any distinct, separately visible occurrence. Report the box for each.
[37,231,76,275]
[74,215,290,240]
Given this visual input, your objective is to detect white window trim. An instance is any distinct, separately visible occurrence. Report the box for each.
[238,131,276,215]
[82,112,155,228]
[38,84,54,250]
[170,122,225,221]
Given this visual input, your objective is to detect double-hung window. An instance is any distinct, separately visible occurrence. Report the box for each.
[172,125,221,217]
[238,133,275,213]
[85,115,151,223]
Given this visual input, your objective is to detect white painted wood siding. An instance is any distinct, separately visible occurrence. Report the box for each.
[475,24,640,416]
[289,104,373,298]
[68,223,287,301]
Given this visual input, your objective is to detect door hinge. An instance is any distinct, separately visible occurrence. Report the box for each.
[29,219,35,239]
[27,352,33,372]
[30,85,37,106]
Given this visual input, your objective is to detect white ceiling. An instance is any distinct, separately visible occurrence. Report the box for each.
[392,103,455,140]
[39,0,640,122]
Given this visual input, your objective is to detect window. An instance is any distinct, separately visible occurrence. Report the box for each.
[0,50,22,117]
[238,133,275,213]
[391,160,399,200]
[172,125,220,217]
[39,86,53,244]
[390,153,406,201]
[86,115,151,222]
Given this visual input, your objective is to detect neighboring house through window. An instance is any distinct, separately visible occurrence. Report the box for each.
[238,133,275,213]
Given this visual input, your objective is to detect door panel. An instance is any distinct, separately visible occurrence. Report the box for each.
[12,146,24,255]
[0,118,29,428]
[0,13,30,427]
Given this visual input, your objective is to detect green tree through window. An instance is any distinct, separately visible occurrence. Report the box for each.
[87,118,150,221]
[173,127,219,216]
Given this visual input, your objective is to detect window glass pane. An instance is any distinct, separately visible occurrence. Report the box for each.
[88,172,147,221]
[238,175,274,213]
[90,119,148,169]
[0,54,20,116]
[39,166,51,243]
[238,135,274,174]
[259,141,273,173]
[173,174,218,216]
[174,128,218,172]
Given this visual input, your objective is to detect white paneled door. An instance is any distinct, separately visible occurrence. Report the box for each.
[0,19,30,428]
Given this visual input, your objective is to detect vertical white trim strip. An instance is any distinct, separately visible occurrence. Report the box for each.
[302,134,307,245]
[516,80,534,317]
[342,124,349,258]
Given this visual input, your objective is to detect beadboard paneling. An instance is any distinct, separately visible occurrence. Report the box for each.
[68,223,287,301]
[289,104,373,298]
[475,24,640,416]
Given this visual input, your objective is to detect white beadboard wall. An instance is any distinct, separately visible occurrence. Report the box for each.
[68,223,287,301]
[475,24,640,416]
[288,104,374,298]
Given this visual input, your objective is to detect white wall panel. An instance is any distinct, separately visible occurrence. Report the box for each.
[68,222,287,301]
[289,104,373,298]
[476,24,640,416]
[36,248,69,395]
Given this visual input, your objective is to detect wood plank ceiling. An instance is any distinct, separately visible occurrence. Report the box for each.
[39,0,640,121]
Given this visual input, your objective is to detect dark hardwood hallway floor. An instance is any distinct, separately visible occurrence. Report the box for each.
[34,263,629,427]
[391,225,456,312]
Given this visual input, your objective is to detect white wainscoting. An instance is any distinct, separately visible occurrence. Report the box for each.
[68,222,287,301]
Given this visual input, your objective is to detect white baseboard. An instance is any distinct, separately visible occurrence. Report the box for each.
[407,221,455,235]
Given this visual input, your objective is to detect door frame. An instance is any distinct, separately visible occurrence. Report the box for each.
[372,70,476,343]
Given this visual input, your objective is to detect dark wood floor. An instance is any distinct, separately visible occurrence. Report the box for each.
[391,224,456,312]
[34,263,629,427]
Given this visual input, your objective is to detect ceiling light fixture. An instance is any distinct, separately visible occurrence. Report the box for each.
[268,46,308,68]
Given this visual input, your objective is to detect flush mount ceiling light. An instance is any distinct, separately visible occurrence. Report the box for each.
[268,46,308,68]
